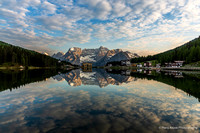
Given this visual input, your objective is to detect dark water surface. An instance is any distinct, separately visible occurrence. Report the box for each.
[0,69,200,133]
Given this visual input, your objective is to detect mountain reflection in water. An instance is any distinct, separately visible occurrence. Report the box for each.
[0,69,200,133]
[53,69,137,88]
[52,69,200,102]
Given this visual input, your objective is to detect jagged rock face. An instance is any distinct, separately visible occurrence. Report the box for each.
[94,49,122,66]
[63,47,82,65]
[52,52,64,60]
[52,46,138,65]
[108,51,130,62]
[96,46,109,61]
[80,46,109,63]
[125,51,139,58]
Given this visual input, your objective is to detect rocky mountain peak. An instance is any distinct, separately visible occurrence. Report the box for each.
[67,47,82,55]
[99,46,107,49]
[52,46,139,65]
[108,51,130,62]
[52,52,64,60]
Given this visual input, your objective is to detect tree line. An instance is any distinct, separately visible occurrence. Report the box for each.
[131,36,200,65]
[0,41,69,67]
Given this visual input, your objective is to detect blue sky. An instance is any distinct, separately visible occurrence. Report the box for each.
[0,0,200,55]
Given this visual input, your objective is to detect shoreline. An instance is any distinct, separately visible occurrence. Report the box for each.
[98,66,200,71]
[1,65,200,71]
[0,66,57,70]
[160,67,200,71]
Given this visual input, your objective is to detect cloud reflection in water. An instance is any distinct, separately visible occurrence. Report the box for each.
[0,69,199,133]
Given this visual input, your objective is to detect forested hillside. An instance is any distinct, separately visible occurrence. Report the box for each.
[131,36,200,65]
[0,41,67,67]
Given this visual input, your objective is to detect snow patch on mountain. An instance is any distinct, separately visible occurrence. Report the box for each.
[70,47,74,51]
[80,55,96,63]
[52,46,139,65]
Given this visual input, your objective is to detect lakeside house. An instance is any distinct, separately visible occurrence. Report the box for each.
[156,63,161,68]
[107,63,112,67]
[137,64,142,67]
[82,63,92,68]
[165,61,184,67]
[106,62,120,67]
[121,60,131,66]
[144,61,152,67]
[82,63,92,72]
[106,60,131,67]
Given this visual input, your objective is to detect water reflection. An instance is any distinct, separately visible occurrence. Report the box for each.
[0,69,70,92]
[52,69,200,101]
[0,69,200,132]
[53,69,136,88]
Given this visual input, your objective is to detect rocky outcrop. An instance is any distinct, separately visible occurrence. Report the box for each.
[52,46,138,66]
[63,47,82,65]
[108,51,130,62]
[52,52,64,60]
[94,49,122,66]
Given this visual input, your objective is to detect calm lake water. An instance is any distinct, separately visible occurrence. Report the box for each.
[0,69,200,133]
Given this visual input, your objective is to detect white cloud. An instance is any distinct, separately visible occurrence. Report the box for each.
[42,1,57,14]
[35,14,72,30]
[95,1,112,20]
[0,0,200,55]
[77,0,102,8]
[111,1,132,17]
[0,8,19,19]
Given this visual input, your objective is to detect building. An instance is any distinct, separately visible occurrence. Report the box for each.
[174,61,184,67]
[137,64,142,67]
[156,63,161,68]
[82,63,92,68]
[106,61,121,66]
[82,63,92,72]
[107,63,112,67]
[121,60,131,66]
[165,61,184,67]
[144,61,152,67]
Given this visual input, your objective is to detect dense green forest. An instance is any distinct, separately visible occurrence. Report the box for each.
[0,41,69,67]
[131,36,200,65]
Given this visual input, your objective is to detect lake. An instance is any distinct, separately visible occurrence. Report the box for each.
[0,69,200,133]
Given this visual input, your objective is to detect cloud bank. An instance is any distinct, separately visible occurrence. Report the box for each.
[0,0,200,55]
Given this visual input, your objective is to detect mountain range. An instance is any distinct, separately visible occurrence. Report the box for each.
[52,46,139,66]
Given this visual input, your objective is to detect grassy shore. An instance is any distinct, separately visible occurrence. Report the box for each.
[0,66,57,70]
[0,65,79,70]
